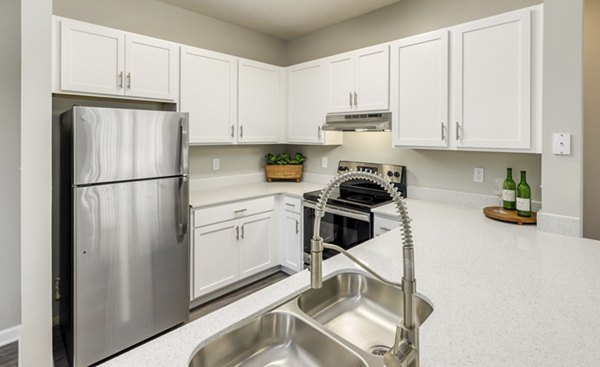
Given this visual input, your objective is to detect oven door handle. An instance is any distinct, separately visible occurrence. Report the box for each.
[304,201,371,222]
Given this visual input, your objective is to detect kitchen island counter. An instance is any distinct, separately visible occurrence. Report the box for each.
[101,198,600,367]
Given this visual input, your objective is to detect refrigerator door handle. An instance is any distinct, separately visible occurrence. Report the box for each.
[177,176,189,242]
[178,117,189,175]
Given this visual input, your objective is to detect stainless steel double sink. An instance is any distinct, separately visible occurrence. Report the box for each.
[189,272,433,367]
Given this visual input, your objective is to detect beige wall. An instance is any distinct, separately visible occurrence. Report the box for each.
[539,0,584,236]
[53,0,287,66]
[287,0,541,65]
[288,134,542,201]
[0,0,21,332]
[584,0,600,239]
[189,145,282,180]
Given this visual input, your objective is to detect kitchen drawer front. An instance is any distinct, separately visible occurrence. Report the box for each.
[194,196,275,227]
[373,214,400,236]
[282,196,302,214]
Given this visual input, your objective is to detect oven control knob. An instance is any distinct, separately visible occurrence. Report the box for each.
[387,171,393,177]
[394,171,401,178]
[339,166,348,172]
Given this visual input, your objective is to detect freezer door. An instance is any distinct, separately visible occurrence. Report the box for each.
[73,177,189,367]
[72,107,188,185]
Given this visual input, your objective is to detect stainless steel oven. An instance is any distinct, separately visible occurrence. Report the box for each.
[302,160,407,267]
[302,201,372,264]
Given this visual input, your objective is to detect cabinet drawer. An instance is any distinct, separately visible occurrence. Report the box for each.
[282,196,302,214]
[194,196,275,227]
[373,215,400,236]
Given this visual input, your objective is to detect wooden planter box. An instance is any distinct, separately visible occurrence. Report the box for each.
[265,165,303,182]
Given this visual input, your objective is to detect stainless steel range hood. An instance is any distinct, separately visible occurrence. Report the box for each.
[322,112,391,132]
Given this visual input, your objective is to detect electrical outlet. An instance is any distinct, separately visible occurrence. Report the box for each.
[212,158,220,171]
[473,167,484,183]
[321,157,328,169]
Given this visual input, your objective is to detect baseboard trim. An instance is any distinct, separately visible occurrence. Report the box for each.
[537,211,581,237]
[0,325,20,347]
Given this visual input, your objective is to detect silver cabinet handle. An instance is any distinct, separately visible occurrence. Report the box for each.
[349,92,353,108]
[441,123,446,141]
[354,91,357,107]
[318,126,322,140]
[235,225,240,240]
[118,72,123,88]
[295,220,299,234]
[234,208,247,214]
[126,72,131,89]
[239,124,244,139]
[240,224,245,239]
[455,122,461,141]
[285,203,296,208]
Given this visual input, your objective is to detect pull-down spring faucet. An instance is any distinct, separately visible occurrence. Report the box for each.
[309,170,432,367]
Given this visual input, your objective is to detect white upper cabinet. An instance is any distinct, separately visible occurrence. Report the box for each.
[452,9,532,150]
[287,60,342,145]
[55,17,178,101]
[124,34,178,100]
[60,19,125,96]
[181,46,237,144]
[391,30,449,148]
[326,44,389,113]
[238,59,283,144]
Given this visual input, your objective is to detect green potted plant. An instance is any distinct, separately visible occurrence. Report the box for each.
[264,152,306,182]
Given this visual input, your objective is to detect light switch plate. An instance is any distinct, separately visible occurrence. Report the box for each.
[473,167,485,183]
[212,158,220,170]
[553,133,571,155]
[321,157,328,168]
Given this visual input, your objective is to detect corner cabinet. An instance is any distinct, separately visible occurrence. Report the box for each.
[238,59,284,144]
[326,44,390,113]
[390,30,449,148]
[55,17,178,101]
[390,6,542,153]
[180,47,238,144]
[452,9,532,150]
[286,60,342,145]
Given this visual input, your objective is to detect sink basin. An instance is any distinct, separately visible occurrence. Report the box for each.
[189,311,367,367]
[297,272,433,354]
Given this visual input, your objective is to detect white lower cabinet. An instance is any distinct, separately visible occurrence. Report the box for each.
[238,213,274,278]
[191,197,275,300]
[373,213,400,237]
[193,221,239,297]
[279,195,303,273]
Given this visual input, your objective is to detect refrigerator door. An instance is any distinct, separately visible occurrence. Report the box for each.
[73,176,189,367]
[72,106,188,185]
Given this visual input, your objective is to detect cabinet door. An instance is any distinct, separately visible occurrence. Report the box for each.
[282,211,302,272]
[238,212,274,278]
[326,52,355,113]
[60,19,124,96]
[355,44,390,112]
[193,221,238,298]
[125,34,178,100]
[181,47,237,144]
[287,60,325,144]
[453,9,531,150]
[238,59,282,143]
[391,31,449,148]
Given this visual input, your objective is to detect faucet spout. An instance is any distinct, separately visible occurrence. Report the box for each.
[309,170,430,367]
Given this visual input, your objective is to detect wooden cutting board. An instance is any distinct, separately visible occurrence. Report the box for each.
[483,206,537,225]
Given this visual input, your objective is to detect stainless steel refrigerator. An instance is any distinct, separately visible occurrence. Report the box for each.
[59,106,190,367]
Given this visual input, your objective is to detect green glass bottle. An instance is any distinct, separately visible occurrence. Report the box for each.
[502,168,516,210]
[516,170,532,217]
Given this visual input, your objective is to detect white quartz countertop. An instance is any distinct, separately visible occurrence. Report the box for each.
[101,198,600,367]
[189,181,324,208]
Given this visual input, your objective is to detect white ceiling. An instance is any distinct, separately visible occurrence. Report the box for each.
[159,0,402,40]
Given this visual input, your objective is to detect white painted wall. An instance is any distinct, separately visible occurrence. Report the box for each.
[20,0,53,364]
[538,0,585,237]
[0,0,22,336]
